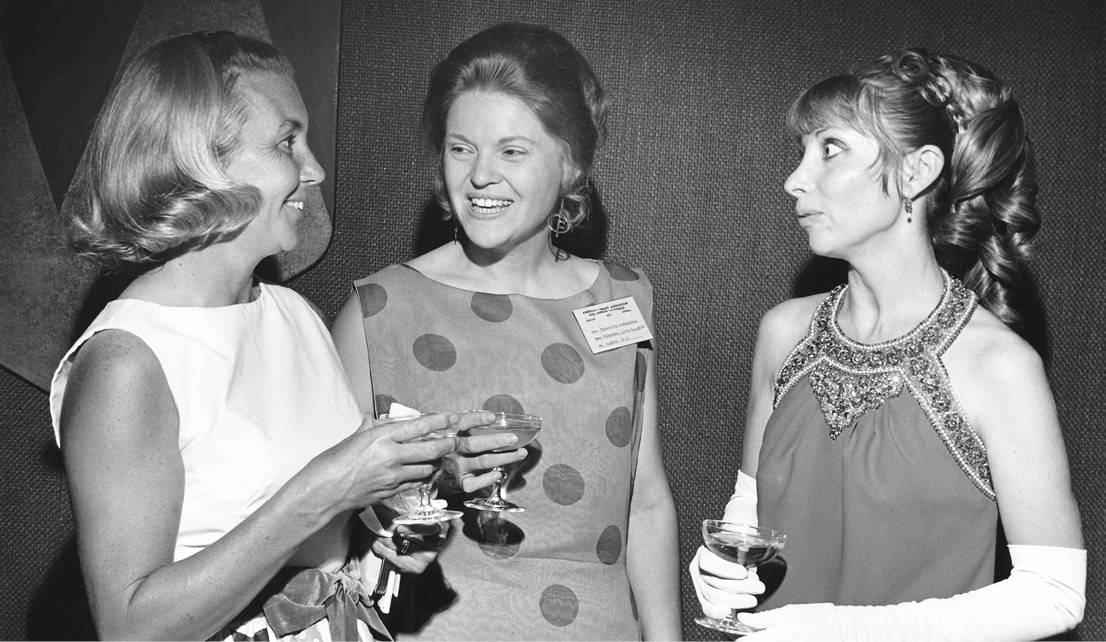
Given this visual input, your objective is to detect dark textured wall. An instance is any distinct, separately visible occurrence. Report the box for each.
[1,0,1103,640]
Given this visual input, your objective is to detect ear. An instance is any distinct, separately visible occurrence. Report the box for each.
[901,144,945,198]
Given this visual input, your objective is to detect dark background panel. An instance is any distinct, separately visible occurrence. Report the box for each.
[1,0,1102,639]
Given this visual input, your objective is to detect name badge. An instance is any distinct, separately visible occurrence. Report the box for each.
[573,296,653,354]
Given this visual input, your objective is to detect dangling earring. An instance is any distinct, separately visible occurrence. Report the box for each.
[904,196,913,224]
[547,199,571,237]
[547,213,570,237]
[453,218,460,243]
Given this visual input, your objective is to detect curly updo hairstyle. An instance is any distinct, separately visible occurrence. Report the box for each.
[69,31,294,267]
[422,22,608,233]
[787,48,1040,332]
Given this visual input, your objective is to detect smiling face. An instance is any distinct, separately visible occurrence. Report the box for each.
[443,90,568,256]
[224,71,324,259]
[783,126,903,260]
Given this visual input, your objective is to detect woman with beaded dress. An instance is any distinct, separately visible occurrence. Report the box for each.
[689,49,1085,640]
[332,22,680,641]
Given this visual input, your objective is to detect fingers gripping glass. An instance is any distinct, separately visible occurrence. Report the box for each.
[695,519,787,636]
[463,413,542,513]
[381,417,463,526]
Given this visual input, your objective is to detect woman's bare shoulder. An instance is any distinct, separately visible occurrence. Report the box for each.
[953,305,1043,377]
[758,293,825,347]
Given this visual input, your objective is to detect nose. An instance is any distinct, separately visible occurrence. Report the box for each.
[469,151,500,187]
[783,156,810,198]
[299,146,326,185]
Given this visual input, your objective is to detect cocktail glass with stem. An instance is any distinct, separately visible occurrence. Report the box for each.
[462,412,542,513]
[695,519,787,636]
[386,417,463,525]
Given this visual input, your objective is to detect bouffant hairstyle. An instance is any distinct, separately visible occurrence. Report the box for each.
[69,31,294,266]
[422,22,608,232]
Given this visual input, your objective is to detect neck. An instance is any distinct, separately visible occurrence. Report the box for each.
[839,253,947,344]
[125,244,261,307]
[457,234,570,295]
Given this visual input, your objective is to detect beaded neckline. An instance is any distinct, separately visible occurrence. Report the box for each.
[773,270,995,500]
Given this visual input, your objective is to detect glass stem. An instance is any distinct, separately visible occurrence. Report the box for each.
[489,467,506,501]
[417,482,433,511]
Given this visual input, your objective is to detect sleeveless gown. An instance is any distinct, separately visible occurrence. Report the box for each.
[757,271,999,609]
[353,261,652,640]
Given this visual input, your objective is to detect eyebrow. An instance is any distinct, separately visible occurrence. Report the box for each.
[278,118,306,135]
[446,132,537,146]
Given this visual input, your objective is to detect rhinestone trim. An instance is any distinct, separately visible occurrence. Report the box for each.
[773,271,994,501]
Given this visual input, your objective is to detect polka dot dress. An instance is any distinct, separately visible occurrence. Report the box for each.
[355,261,651,641]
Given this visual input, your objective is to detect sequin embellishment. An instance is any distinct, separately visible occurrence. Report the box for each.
[773,271,994,500]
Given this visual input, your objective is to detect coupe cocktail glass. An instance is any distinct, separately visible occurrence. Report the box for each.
[462,412,542,513]
[695,519,786,635]
[388,419,462,525]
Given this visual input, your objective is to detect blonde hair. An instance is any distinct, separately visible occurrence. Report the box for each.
[69,31,294,266]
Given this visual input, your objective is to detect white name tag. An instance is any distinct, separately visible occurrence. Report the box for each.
[573,296,653,354]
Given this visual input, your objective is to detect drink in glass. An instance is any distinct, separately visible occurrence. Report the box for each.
[695,519,786,635]
[463,412,542,512]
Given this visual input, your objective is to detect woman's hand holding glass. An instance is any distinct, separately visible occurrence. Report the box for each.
[309,411,463,514]
[438,411,528,495]
[693,520,785,635]
[691,545,766,620]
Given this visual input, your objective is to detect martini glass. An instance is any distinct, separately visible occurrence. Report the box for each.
[463,412,542,513]
[695,519,786,636]
[387,418,462,525]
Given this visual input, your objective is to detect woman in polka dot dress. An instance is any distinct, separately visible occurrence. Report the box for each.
[332,22,681,641]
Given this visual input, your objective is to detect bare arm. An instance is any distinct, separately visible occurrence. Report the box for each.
[61,330,458,640]
[741,298,819,475]
[627,347,683,640]
[949,318,1083,548]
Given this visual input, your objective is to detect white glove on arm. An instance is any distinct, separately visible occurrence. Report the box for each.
[738,544,1085,641]
[722,469,758,526]
[689,545,766,620]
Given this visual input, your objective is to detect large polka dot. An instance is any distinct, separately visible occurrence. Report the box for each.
[412,334,456,371]
[541,343,585,384]
[543,464,585,505]
[606,263,640,281]
[356,283,387,317]
[473,514,524,559]
[605,407,632,447]
[539,584,579,627]
[634,352,648,393]
[482,394,524,415]
[471,292,513,322]
[596,525,622,564]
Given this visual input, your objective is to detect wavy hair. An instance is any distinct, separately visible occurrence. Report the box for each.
[787,48,1040,332]
[69,31,294,267]
[422,22,608,232]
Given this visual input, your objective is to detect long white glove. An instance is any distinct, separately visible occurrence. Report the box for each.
[689,546,766,620]
[722,469,759,526]
[738,544,1085,641]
